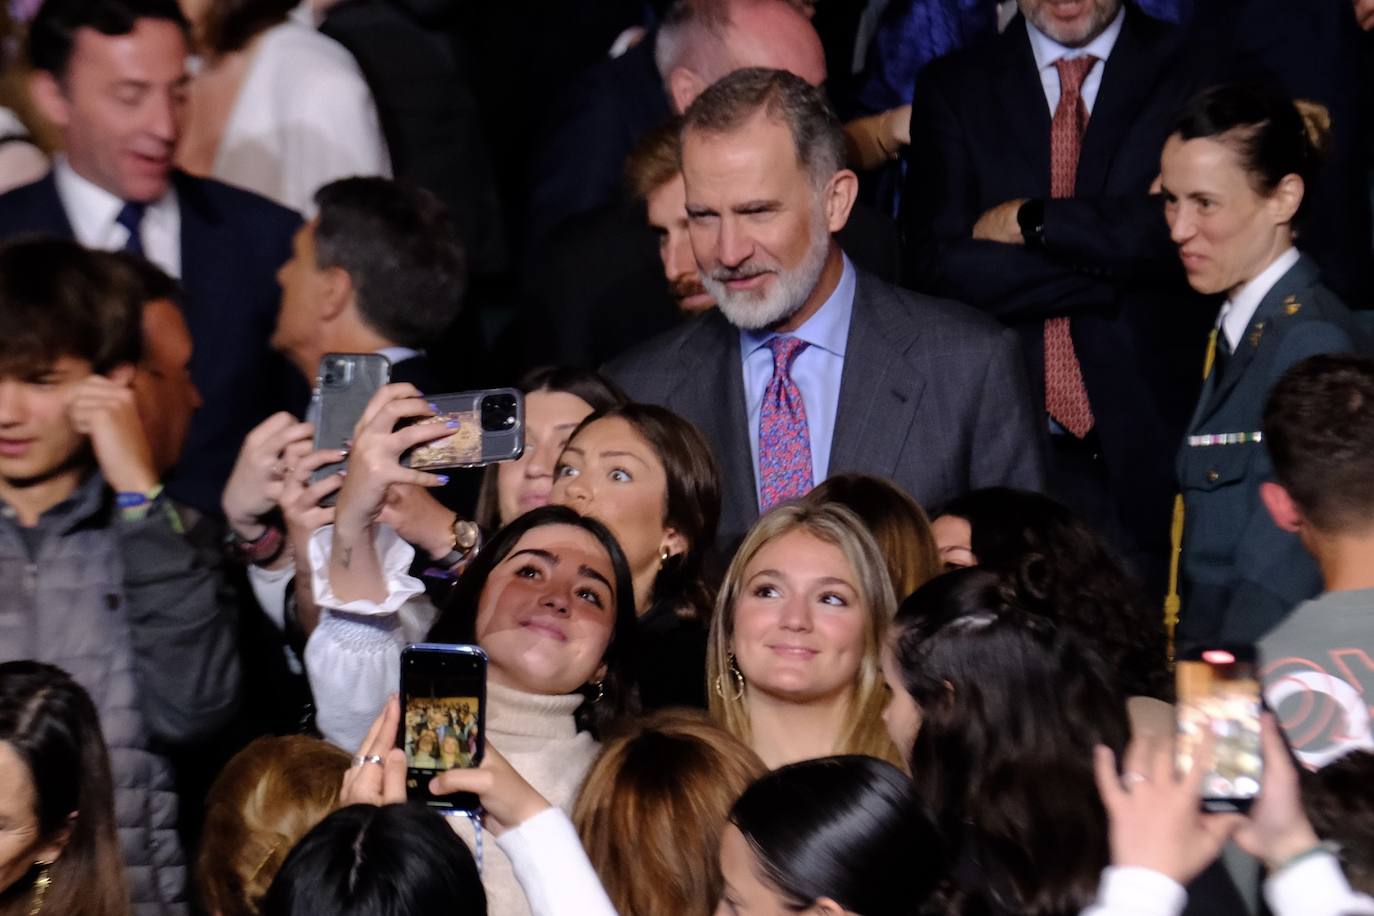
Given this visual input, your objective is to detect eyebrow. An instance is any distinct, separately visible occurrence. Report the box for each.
[507,548,557,566]
[732,199,781,214]
[578,564,613,591]
[597,449,649,466]
[747,569,855,589]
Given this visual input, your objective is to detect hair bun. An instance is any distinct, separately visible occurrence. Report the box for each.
[1293,98,1333,160]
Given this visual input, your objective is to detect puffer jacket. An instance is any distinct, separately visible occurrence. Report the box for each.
[0,475,240,914]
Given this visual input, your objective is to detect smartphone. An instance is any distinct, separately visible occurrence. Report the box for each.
[401,388,525,471]
[1176,645,1263,813]
[310,353,391,498]
[398,643,487,812]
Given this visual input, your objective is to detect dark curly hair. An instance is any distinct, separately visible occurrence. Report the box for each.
[937,487,1171,700]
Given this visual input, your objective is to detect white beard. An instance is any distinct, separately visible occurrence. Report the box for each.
[700,206,832,332]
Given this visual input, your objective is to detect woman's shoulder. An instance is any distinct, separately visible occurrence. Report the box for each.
[257,21,368,79]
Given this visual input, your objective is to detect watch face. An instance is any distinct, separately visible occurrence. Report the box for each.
[455,521,479,551]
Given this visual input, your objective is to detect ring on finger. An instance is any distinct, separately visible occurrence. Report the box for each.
[1121,770,1149,788]
[351,754,385,768]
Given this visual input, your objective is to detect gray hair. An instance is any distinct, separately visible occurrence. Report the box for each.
[681,67,846,185]
[653,0,731,83]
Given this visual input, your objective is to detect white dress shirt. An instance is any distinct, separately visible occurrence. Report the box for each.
[52,156,182,278]
[1215,247,1302,352]
[213,21,390,216]
[1025,6,1127,116]
[740,254,855,504]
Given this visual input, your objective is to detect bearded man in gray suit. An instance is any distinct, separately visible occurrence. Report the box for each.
[607,67,1045,555]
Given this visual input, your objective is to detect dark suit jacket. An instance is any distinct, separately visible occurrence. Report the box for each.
[1178,255,1368,645]
[0,170,302,514]
[605,267,1046,554]
[902,4,1215,561]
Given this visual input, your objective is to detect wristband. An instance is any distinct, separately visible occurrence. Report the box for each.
[116,484,164,522]
[226,521,286,566]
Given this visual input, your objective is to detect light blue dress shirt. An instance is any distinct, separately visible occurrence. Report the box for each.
[740,255,856,507]
[1024,5,1125,117]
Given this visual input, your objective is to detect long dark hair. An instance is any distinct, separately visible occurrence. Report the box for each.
[730,756,943,916]
[0,662,127,916]
[1172,82,1330,226]
[891,569,1129,916]
[938,487,1170,699]
[472,366,628,532]
[564,402,720,623]
[263,804,485,916]
[428,505,639,734]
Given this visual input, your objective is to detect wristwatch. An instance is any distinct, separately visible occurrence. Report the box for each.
[1017,198,1047,249]
[434,518,482,569]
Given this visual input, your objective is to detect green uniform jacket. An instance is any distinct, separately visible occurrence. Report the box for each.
[1177,254,1368,647]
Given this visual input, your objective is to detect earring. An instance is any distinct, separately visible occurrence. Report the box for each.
[714,653,746,701]
[589,679,605,704]
[658,546,670,568]
[29,863,51,916]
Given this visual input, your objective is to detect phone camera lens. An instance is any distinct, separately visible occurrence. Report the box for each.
[480,394,519,432]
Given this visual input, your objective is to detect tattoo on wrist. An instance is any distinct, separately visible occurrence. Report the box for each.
[340,546,353,569]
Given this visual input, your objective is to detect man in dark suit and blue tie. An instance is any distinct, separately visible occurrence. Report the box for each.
[902,0,1214,594]
[0,0,301,515]
[607,68,1044,555]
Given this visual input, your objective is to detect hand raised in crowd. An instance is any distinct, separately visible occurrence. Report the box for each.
[67,372,158,494]
[340,697,552,836]
[1094,730,1242,885]
[378,484,459,561]
[279,443,346,550]
[333,383,453,537]
[1233,714,1323,870]
[221,411,315,539]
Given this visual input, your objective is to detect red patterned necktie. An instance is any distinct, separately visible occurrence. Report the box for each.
[1043,55,1098,438]
[758,336,813,511]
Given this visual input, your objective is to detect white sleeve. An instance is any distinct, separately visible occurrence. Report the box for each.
[1265,850,1374,916]
[304,524,438,750]
[496,808,619,916]
[247,562,294,630]
[1079,867,1188,916]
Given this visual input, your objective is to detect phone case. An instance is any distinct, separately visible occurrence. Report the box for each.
[398,643,488,811]
[403,388,525,471]
[310,353,391,489]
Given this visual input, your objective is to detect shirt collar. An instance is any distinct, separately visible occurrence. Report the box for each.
[1025,5,1125,71]
[1218,246,1301,350]
[740,254,856,358]
[52,155,178,240]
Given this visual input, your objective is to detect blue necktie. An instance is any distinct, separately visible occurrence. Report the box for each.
[115,201,146,256]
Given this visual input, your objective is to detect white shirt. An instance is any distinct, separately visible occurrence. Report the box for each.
[498,808,618,916]
[1080,854,1374,916]
[213,21,390,216]
[1216,247,1302,351]
[52,156,182,278]
[740,254,856,503]
[1025,6,1126,116]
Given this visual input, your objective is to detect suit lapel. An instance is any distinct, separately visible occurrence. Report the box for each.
[666,314,758,535]
[1077,7,1164,193]
[997,18,1053,196]
[829,274,926,478]
[1193,257,1318,427]
[31,173,77,237]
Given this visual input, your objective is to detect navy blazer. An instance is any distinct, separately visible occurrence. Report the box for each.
[605,267,1046,557]
[1178,255,1369,646]
[902,3,1217,564]
[0,170,303,514]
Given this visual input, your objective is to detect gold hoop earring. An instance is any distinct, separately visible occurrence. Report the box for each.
[714,653,746,701]
[29,863,51,916]
[589,679,605,704]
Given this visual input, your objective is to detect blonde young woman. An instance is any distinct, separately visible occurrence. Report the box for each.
[707,502,900,769]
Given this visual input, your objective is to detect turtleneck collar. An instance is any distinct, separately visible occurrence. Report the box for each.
[486,681,585,741]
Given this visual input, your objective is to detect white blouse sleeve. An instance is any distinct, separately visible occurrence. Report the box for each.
[1264,850,1374,916]
[304,524,438,750]
[497,808,619,916]
[1079,867,1187,916]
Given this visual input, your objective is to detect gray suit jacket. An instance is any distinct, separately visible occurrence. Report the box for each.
[605,268,1046,555]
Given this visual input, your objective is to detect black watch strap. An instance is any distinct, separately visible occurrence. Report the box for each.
[1017,198,1047,249]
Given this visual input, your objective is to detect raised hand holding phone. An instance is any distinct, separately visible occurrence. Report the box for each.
[222,411,315,539]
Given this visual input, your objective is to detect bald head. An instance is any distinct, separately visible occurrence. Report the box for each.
[658,0,825,114]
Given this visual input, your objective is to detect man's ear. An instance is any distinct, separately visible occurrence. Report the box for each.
[668,67,706,114]
[107,363,136,387]
[1260,480,1303,533]
[823,169,859,234]
[317,266,354,323]
[1268,173,1305,227]
[28,70,69,129]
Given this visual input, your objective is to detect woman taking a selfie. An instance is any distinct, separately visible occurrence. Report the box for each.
[707,502,900,769]
[1162,82,1367,646]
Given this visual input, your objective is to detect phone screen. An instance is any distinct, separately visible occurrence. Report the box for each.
[1176,646,1263,812]
[398,644,487,812]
